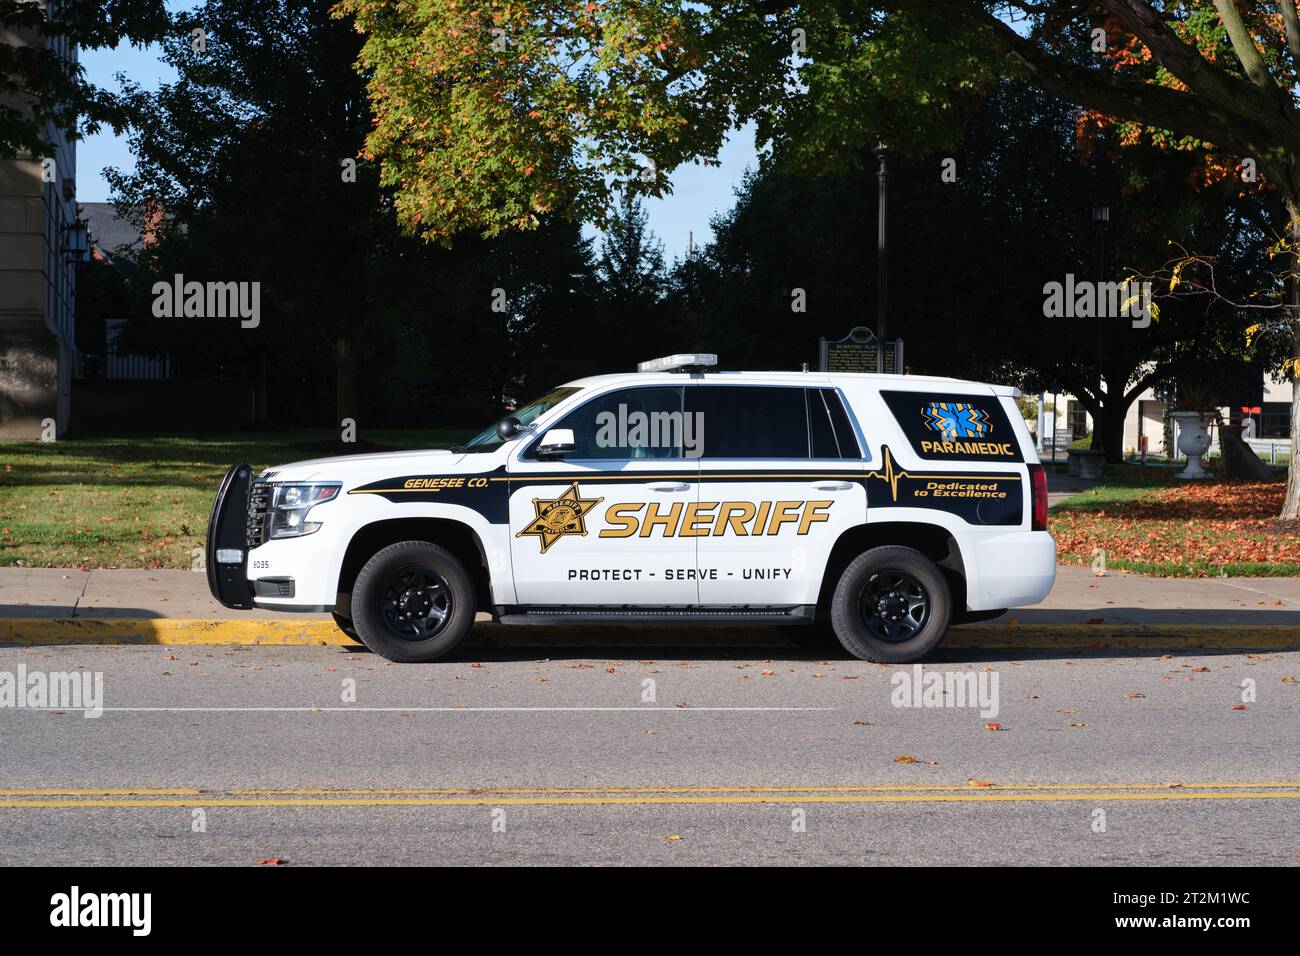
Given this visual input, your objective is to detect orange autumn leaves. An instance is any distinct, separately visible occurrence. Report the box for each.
[1054,480,1300,575]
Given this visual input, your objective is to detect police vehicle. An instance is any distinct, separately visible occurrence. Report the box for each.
[207,354,1055,663]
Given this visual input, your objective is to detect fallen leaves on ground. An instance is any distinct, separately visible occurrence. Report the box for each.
[1054,479,1300,574]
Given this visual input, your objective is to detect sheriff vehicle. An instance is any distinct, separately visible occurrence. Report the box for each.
[207,355,1055,663]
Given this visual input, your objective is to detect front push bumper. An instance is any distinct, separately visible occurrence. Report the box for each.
[207,463,256,609]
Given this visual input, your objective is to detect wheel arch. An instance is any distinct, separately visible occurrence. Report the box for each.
[336,518,492,617]
[815,521,967,621]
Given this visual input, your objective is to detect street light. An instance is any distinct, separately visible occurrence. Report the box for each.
[1089,200,1117,451]
[876,141,889,371]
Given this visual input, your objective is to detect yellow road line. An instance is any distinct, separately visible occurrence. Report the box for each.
[5,781,1299,797]
[3,782,1299,808]
[1,618,1298,648]
[4,791,1300,808]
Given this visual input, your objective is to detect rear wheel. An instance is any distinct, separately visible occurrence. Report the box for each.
[351,541,476,663]
[830,545,951,663]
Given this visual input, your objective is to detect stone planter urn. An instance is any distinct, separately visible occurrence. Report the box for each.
[1066,448,1106,479]
[1170,411,1213,480]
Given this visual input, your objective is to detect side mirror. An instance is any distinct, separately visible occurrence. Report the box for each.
[496,416,523,440]
[537,427,575,459]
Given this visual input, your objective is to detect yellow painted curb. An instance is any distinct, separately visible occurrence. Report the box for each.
[0,618,1296,650]
[0,618,350,647]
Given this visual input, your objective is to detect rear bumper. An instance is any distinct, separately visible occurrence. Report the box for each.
[964,530,1057,610]
[206,463,255,609]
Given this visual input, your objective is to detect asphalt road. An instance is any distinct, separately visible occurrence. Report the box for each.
[2,639,1298,866]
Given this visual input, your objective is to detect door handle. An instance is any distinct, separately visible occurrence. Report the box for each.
[647,481,690,492]
[811,481,854,491]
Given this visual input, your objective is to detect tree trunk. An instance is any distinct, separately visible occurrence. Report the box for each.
[1097,402,1126,464]
[1283,352,1300,518]
[336,337,359,432]
[1283,209,1300,519]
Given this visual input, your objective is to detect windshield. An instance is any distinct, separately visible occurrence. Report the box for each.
[458,387,581,453]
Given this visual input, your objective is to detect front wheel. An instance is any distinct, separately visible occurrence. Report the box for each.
[351,541,476,662]
[830,546,951,663]
[332,611,362,643]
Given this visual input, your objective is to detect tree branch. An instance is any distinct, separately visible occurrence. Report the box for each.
[929,1,1300,159]
[942,3,1251,150]
[1211,0,1278,90]
[1101,0,1300,135]
[1282,0,1300,73]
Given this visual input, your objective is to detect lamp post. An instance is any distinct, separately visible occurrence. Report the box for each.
[876,141,889,373]
[1091,202,1115,452]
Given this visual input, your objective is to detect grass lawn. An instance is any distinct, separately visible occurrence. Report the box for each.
[0,429,471,570]
[1051,463,1300,577]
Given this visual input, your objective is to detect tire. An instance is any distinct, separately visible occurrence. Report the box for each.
[350,541,476,663]
[331,612,362,643]
[830,545,952,663]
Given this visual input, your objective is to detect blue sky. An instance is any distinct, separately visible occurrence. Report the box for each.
[76,40,757,263]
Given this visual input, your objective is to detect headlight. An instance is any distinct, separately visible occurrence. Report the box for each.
[269,483,340,539]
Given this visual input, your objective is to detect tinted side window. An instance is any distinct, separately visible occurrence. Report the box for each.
[689,386,810,459]
[808,388,840,458]
[823,389,863,458]
[542,386,685,459]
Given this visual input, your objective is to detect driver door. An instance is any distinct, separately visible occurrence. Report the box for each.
[508,384,700,606]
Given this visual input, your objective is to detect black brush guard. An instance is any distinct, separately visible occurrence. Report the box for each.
[206,463,255,609]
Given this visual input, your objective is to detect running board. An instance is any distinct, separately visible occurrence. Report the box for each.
[494,606,816,626]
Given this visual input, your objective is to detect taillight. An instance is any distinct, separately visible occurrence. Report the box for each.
[1028,464,1048,531]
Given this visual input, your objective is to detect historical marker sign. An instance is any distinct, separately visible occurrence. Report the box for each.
[818,326,903,374]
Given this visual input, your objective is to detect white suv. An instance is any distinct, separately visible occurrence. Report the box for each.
[207,355,1056,662]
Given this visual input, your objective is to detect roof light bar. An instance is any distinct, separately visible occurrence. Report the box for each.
[637,353,718,373]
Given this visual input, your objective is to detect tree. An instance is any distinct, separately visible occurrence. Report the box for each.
[107,0,409,427]
[675,79,1266,467]
[1,0,170,157]
[597,191,666,310]
[340,0,1300,514]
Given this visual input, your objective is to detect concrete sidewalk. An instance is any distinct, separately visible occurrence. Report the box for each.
[2,565,1298,630]
[0,567,303,620]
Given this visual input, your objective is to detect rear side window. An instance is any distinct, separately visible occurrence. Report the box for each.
[879,390,1023,463]
[816,389,863,459]
[688,386,810,459]
[809,389,839,458]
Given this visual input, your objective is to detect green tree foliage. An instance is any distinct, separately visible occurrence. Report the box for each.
[678,81,1269,462]
[0,0,170,157]
[104,0,609,429]
[342,0,1300,511]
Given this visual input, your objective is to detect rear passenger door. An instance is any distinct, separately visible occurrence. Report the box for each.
[691,384,866,607]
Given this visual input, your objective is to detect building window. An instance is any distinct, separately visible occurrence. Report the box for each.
[1260,402,1292,439]
[1068,401,1089,439]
